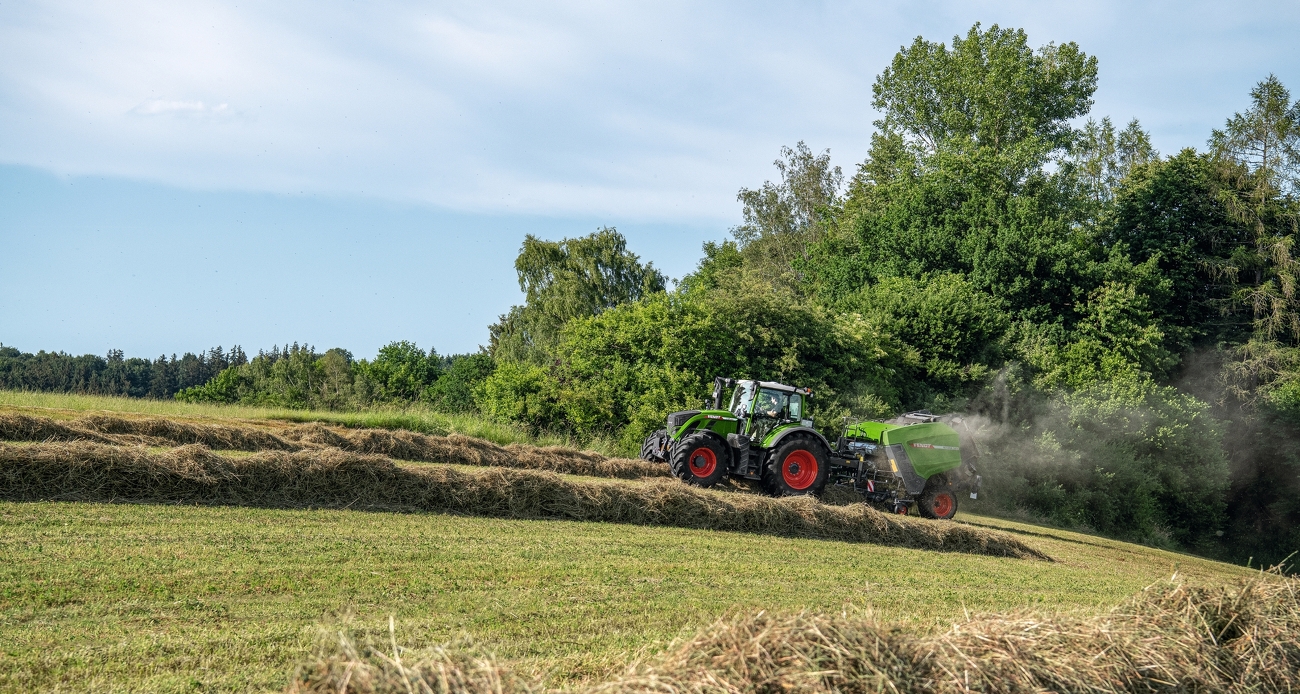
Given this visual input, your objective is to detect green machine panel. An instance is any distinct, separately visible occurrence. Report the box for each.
[879,422,962,479]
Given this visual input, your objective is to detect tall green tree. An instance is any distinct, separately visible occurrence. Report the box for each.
[490,228,666,362]
[872,23,1096,161]
[1069,117,1156,217]
[732,142,843,288]
[1104,149,1249,345]
[1210,75,1300,344]
[812,22,1107,327]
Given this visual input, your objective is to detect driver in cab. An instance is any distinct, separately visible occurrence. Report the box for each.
[755,390,783,419]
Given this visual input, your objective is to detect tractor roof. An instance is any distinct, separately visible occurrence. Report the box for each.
[753,380,813,395]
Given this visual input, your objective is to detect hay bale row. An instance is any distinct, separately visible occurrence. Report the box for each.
[0,412,299,451]
[0,413,666,479]
[0,414,122,446]
[0,441,1042,559]
[290,574,1300,694]
[281,423,665,480]
[79,413,301,451]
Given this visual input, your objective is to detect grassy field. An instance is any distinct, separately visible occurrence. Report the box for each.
[0,392,1261,693]
[0,500,1251,693]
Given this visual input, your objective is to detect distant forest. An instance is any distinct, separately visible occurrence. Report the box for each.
[6,23,1300,570]
[0,345,246,399]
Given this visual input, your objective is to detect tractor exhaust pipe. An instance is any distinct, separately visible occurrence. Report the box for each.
[711,377,734,410]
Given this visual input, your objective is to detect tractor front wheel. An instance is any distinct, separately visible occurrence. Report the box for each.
[917,475,958,520]
[762,435,829,497]
[640,429,671,463]
[669,432,729,487]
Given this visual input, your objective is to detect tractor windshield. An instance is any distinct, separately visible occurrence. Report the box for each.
[729,381,755,418]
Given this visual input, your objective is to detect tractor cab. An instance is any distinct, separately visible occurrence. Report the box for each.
[728,380,813,443]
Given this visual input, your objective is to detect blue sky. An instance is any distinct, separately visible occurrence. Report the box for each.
[2,1,1298,358]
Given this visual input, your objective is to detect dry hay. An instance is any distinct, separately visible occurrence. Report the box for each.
[281,423,664,480]
[289,573,1300,694]
[0,411,297,451]
[0,441,1042,558]
[80,413,300,451]
[0,413,665,479]
[0,413,122,446]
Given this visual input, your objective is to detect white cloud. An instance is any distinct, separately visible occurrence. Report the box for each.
[0,1,1297,223]
[131,100,229,116]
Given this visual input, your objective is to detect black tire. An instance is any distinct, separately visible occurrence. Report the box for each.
[669,432,729,487]
[761,435,829,497]
[640,429,671,463]
[917,475,958,519]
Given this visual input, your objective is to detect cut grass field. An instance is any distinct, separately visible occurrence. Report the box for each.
[0,392,1265,693]
[0,501,1252,693]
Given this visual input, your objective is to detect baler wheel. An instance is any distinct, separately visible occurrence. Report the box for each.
[917,476,958,520]
[669,432,728,487]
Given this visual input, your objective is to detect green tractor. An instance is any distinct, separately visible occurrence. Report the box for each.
[639,377,982,519]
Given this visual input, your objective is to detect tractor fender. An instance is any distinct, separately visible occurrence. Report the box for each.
[764,426,833,456]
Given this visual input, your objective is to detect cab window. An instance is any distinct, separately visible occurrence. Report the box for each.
[788,393,803,420]
[754,388,790,419]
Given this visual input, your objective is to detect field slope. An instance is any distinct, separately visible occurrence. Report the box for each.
[0,393,1259,693]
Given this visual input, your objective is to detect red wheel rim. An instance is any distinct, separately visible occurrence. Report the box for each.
[687,447,717,478]
[781,450,819,490]
[932,492,954,517]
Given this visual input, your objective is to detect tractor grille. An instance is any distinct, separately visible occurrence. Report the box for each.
[666,410,700,431]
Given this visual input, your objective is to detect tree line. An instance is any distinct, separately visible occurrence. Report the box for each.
[0,345,247,399]
[6,23,1299,568]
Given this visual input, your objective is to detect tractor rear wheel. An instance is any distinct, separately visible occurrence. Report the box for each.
[669,432,728,487]
[761,435,828,497]
[640,429,671,462]
[917,475,958,519]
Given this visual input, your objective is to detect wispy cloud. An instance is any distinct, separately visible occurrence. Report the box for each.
[131,100,230,116]
[0,1,1297,222]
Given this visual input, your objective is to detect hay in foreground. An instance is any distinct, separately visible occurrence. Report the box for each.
[0,441,1042,558]
[0,413,665,479]
[289,573,1300,694]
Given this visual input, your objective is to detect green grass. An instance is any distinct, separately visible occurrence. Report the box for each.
[0,500,1251,694]
[0,390,622,455]
[0,393,1261,692]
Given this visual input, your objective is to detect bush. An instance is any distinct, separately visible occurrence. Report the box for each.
[423,353,496,413]
[841,273,1009,399]
[356,341,440,402]
[474,361,560,431]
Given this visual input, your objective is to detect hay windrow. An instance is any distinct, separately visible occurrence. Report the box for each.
[281,423,663,479]
[79,413,301,451]
[0,413,666,479]
[0,441,1043,559]
[0,413,122,446]
[290,574,1300,694]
